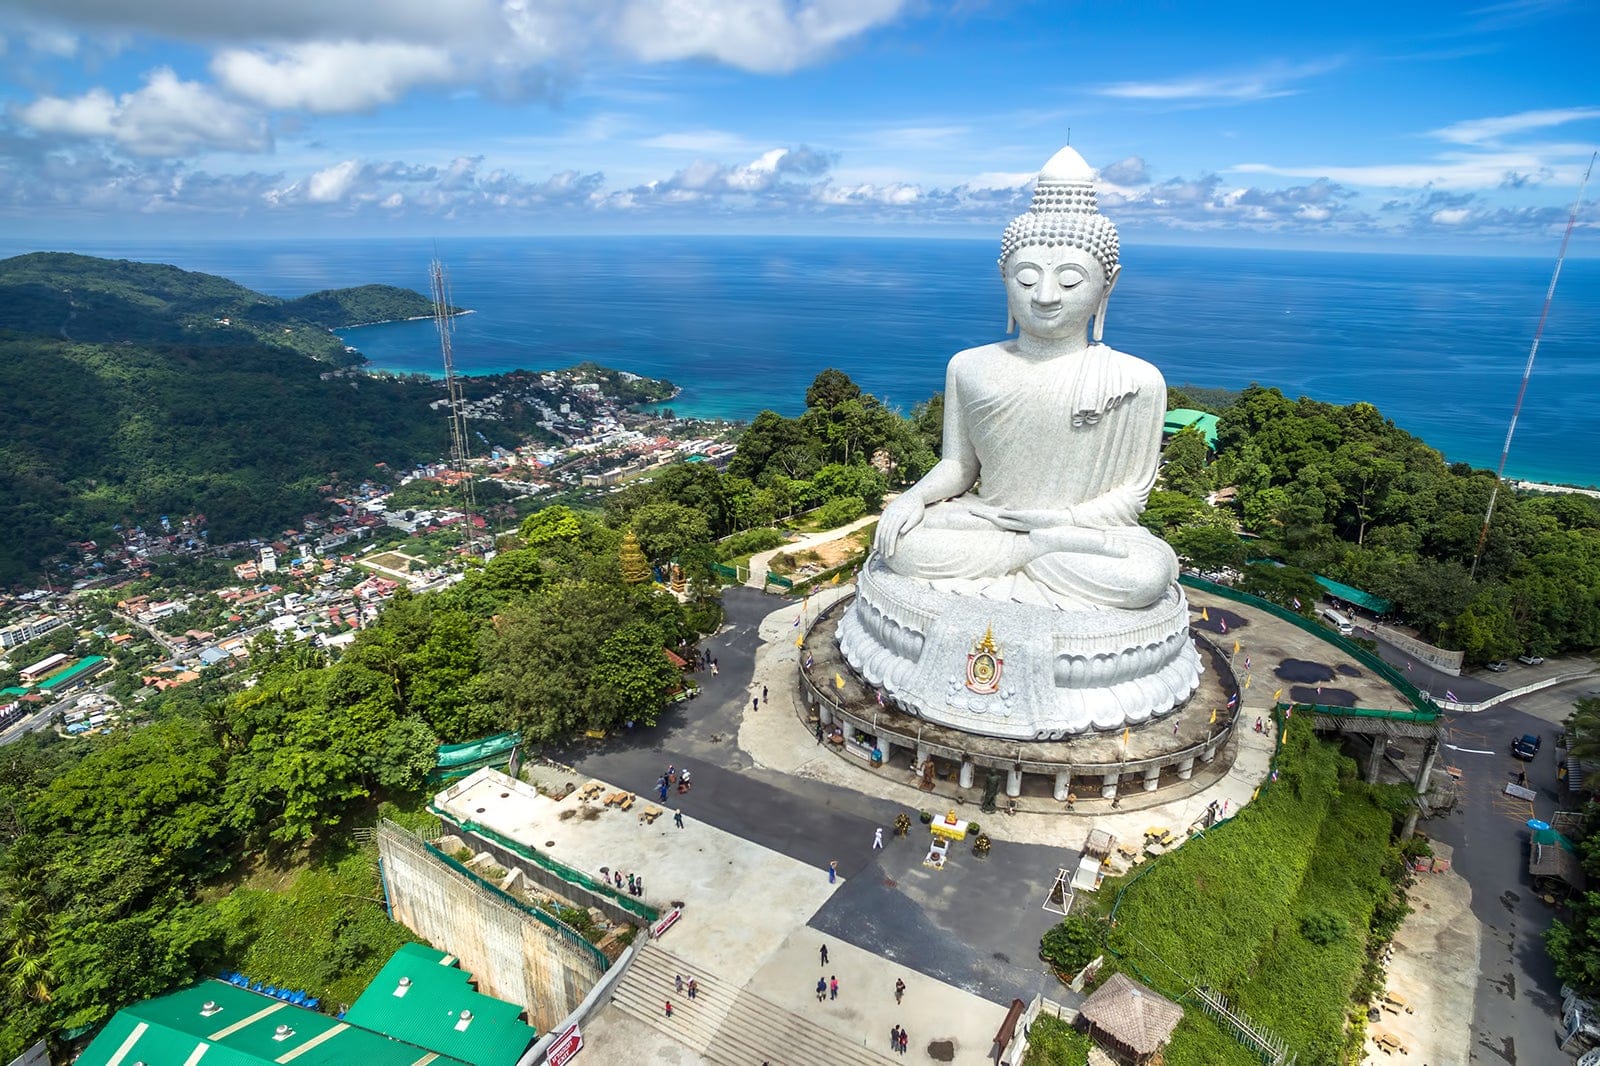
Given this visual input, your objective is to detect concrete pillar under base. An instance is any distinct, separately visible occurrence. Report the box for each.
[1201,739,1219,764]
[1053,770,1072,801]
[1101,772,1118,800]
[1365,735,1386,784]
[959,758,975,789]
[1142,766,1161,792]
[1415,737,1440,795]
[819,703,832,727]
[1400,806,1419,841]
[915,742,929,771]
[880,739,897,766]
[1005,767,1023,797]
[1176,757,1196,781]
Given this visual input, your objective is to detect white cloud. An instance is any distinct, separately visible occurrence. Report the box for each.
[1096,59,1342,103]
[1431,106,1600,146]
[213,41,455,112]
[1233,151,1579,190]
[614,0,907,73]
[15,68,269,156]
[305,159,362,202]
[1431,207,1471,225]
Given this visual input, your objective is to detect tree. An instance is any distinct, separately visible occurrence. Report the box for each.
[1161,424,1211,497]
[519,504,582,547]
[805,368,862,411]
[631,502,712,567]
[584,620,679,730]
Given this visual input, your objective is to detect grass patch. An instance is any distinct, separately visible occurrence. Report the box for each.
[1090,716,1404,1065]
[1021,1013,1092,1065]
[215,844,419,1010]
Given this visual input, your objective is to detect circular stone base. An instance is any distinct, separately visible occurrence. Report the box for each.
[838,558,1202,739]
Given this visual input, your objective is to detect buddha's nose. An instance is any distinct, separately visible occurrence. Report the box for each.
[1033,273,1062,305]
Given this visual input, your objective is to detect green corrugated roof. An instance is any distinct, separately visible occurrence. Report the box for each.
[1163,408,1220,449]
[345,944,537,1066]
[77,979,471,1066]
[37,655,108,690]
[1313,576,1392,614]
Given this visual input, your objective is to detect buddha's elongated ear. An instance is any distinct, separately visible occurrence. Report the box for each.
[1007,309,1017,335]
[1091,263,1122,342]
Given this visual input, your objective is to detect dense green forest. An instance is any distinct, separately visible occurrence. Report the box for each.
[0,254,467,583]
[1155,384,1600,663]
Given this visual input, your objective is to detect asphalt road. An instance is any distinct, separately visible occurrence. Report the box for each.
[550,586,1068,1008]
[1429,697,1581,1064]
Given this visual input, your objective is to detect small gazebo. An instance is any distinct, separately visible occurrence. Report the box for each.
[1076,973,1183,1063]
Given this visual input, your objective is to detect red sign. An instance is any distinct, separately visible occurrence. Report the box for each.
[548,1024,583,1066]
[650,906,682,939]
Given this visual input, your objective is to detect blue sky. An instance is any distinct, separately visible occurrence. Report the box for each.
[0,0,1596,251]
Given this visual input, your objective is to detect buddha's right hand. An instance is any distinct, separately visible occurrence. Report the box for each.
[874,495,926,557]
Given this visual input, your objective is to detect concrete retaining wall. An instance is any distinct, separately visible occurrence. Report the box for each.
[1371,624,1464,677]
[378,821,607,1032]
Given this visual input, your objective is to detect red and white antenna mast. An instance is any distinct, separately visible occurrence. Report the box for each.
[1470,151,1595,579]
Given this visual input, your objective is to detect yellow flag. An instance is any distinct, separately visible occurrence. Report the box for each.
[1233,640,1241,655]
[1273,688,1283,702]
[1245,675,1252,689]
[1201,606,1209,621]
[834,672,845,689]
[795,634,805,648]
[1210,708,1217,724]
[1252,787,1260,801]
[1121,727,1129,745]
[830,572,841,585]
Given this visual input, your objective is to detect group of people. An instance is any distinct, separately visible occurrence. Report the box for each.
[658,764,691,800]
[606,867,646,898]
[888,1024,910,1055]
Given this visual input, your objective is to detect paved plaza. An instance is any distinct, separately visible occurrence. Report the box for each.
[535,581,1448,1063]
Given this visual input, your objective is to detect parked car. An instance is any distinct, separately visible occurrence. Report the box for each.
[1487,660,1511,672]
[1512,733,1542,760]
[1518,654,1546,666]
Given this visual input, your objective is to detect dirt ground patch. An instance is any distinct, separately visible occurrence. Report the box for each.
[365,550,420,572]
[1363,869,1478,1064]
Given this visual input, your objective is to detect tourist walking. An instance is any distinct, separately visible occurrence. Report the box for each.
[657,777,669,802]
[890,1025,901,1052]
[674,809,684,828]
[819,943,829,965]
[688,978,698,1000]
[627,873,636,894]
[828,859,838,884]
[675,974,683,992]
[872,827,884,849]
[762,685,768,702]
[816,978,826,1002]
[894,977,905,1004]
[664,1000,673,1018]
[829,976,838,1000]
[752,695,759,712]
[816,721,824,743]
[898,1027,908,1054]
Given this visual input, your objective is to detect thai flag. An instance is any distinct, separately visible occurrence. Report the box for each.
[793,614,801,627]
[1271,769,1279,783]
[1445,690,1459,702]
[1243,655,1251,671]
[1227,691,1238,707]
[1292,597,1302,610]
[1220,618,1228,633]
[804,653,813,669]
[876,690,885,706]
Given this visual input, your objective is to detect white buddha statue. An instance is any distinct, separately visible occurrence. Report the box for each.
[837,145,1201,739]
[875,145,1177,611]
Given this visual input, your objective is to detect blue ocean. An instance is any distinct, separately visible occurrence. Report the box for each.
[5,237,1596,486]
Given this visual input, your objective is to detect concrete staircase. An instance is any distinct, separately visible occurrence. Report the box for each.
[610,943,892,1065]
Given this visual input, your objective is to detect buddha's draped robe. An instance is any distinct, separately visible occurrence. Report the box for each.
[883,341,1178,610]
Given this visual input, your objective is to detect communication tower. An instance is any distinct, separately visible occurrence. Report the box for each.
[429,258,482,554]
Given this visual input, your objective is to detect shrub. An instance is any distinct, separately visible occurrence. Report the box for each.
[1040,914,1100,974]
[919,810,933,824]
[1301,910,1348,946]
[1021,1013,1091,1066]
[717,527,787,560]
[814,495,866,528]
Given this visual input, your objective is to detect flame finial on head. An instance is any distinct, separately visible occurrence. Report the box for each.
[999,145,1119,277]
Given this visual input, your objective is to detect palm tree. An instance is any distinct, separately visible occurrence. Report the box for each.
[2,900,54,1003]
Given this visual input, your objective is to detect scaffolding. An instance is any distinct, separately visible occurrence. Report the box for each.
[429,258,483,554]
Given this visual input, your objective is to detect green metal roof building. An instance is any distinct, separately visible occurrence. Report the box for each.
[77,979,472,1066]
[1163,408,1220,450]
[344,944,538,1066]
[36,654,110,693]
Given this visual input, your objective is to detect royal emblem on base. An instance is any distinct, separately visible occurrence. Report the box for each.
[965,626,1003,694]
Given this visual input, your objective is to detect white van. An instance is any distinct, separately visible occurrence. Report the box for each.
[1321,608,1354,637]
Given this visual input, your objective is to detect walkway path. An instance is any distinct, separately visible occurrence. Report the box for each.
[744,513,881,590]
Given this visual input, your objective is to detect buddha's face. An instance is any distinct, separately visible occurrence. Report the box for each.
[1003,244,1110,344]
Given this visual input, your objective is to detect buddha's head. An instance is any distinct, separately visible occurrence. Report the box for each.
[1000,146,1121,344]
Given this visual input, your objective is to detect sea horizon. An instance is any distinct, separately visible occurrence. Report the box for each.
[4,235,1596,488]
